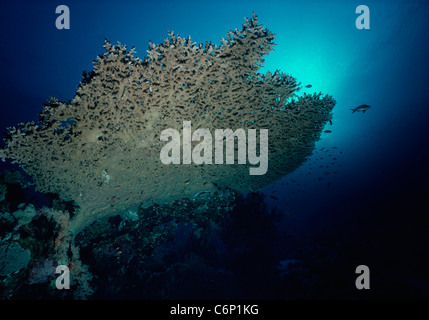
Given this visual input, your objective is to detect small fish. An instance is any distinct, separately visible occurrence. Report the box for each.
[350,104,371,113]
[324,130,332,133]
[270,195,279,200]
[329,120,333,125]
[305,84,312,88]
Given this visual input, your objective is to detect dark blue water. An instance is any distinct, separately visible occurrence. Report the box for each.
[1,0,428,299]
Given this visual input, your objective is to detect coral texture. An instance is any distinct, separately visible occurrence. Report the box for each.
[0,241,31,276]
[0,14,335,235]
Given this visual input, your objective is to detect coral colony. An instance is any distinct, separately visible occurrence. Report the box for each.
[0,14,335,296]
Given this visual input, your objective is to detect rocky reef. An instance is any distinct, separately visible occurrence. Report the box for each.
[0,171,239,299]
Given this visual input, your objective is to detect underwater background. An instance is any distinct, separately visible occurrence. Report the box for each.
[0,0,428,299]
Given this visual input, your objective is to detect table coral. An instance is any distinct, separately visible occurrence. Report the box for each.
[0,13,335,235]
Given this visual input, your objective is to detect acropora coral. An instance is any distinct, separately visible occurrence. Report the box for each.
[0,13,335,236]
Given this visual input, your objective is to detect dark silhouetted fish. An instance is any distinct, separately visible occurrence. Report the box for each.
[305,84,312,88]
[270,195,279,200]
[324,130,332,133]
[350,104,371,113]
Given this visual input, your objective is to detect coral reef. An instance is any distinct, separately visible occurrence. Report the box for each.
[0,13,335,237]
[28,258,56,285]
[0,241,31,277]
[0,180,238,299]
[11,203,36,227]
